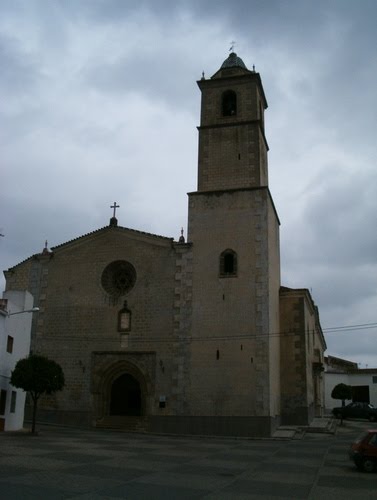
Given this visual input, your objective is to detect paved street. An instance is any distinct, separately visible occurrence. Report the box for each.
[0,419,376,499]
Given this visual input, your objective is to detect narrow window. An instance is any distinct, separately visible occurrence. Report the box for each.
[10,391,16,413]
[6,336,14,353]
[224,253,235,273]
[220,249,238,277]
[222,90,237,116]
[0,390,7,415]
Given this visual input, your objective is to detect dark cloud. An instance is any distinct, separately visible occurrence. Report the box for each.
[82,48,199,110]
[326,331,377,367]
[0,34,41,95]
[281,171,377,267]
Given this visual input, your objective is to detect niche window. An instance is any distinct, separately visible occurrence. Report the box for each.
[222,90,237,116]
[118,301,132,332]
[220,249,238,277]
[6,336,14,353]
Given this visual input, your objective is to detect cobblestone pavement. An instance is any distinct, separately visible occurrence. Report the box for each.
[0,419,376,499]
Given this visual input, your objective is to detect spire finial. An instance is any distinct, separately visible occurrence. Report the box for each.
[229,40,236,53]
[42,240,50,255]
[178,227,185,243]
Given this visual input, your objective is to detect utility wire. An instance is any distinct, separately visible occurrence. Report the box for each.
[33,321,377,343]
[323,322,377,332]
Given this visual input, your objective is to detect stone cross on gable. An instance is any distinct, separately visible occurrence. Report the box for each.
[110,202,120,218]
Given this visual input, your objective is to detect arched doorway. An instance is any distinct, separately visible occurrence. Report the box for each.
[110,373,142,416]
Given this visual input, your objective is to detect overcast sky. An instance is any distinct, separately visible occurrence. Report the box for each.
[1,0,376,367]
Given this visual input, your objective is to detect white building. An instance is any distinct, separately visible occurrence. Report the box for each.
[324,355,377,412]
[0,290,34,431]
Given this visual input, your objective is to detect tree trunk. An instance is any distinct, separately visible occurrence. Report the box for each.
[31,396,38,434]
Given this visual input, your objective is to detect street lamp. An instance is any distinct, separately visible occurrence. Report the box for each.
[7,307,40,317]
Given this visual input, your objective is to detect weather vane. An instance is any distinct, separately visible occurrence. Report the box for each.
[229,41,236,52]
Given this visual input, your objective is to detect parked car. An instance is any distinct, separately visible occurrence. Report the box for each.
[332,402,377,422]
[349,429,377,472]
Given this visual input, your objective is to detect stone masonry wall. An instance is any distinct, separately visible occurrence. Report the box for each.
[187,187,274,417]
[11,227,180,424]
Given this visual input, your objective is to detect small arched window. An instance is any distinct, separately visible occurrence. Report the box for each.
[220,249,238,277]
[222,90,237,116]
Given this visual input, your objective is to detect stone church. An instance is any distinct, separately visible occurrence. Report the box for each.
[4,52,327,437]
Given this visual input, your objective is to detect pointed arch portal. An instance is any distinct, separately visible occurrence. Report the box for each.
[110,373,142,416]
[92,353,155,423]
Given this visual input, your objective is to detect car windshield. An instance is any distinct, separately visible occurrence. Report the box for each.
[369,434,377,446]
[354,432,369,444]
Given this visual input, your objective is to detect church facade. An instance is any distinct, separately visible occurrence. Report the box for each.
[4,52,326,437]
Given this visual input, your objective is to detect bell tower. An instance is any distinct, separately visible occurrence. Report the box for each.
[197,52,269,192]
[187,52,281,432]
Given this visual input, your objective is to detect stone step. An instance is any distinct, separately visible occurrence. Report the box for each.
[272,427,299,439]
[273,418,337,439]
[303,417,337,434]
[96,416,148,432]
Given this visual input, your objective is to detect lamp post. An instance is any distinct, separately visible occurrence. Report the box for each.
[7,307,40,317]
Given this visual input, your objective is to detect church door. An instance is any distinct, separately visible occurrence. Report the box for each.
[110,373,142,416]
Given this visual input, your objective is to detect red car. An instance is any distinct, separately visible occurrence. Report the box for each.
[349,429,377,472]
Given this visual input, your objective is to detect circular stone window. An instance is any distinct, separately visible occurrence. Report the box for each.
[101,260,136,297]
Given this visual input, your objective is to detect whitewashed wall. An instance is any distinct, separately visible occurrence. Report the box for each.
[325,371,377,411]
[0,291,33,431]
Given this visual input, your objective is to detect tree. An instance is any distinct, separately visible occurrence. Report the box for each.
[331,383,352,407]
[11,354,65,434]
[331,383,352,425]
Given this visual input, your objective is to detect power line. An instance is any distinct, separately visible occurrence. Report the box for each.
[323,322,377,332]
[32,321,377,343]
